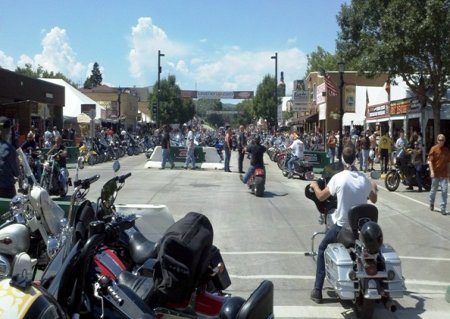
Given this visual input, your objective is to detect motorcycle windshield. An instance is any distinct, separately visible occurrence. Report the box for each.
[17,148,38,186]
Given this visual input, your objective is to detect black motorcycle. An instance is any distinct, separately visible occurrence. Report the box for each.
[281,151,314,180]
[384,149,431,192]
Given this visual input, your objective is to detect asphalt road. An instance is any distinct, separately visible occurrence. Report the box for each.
[69,150,450,319]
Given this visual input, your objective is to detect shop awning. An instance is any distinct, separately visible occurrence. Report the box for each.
[305,113,318,123]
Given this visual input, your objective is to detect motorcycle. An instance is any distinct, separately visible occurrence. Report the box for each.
[36,169,274,318]
[304,162,405,319]
[385,148,431,192]
[0,148,66,281]
[246,167,266,197]
[40,150,71,197]
[281,150,315,180]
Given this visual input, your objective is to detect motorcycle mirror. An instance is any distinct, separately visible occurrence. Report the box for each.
[113,160,120,173]
[370,170,381,180]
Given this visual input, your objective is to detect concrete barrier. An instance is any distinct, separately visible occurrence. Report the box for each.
[144,146,223,170]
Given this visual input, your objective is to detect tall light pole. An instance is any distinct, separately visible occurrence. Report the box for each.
[157,50,165,127]
[271,52,278,131]
[338,61,345,163]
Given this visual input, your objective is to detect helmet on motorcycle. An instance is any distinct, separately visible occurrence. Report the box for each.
[360,221,383,254]
[219,296,246,319]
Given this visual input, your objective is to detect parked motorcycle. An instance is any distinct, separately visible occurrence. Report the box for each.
[304,162,405,319]
[385,148,431,192]
[0,149,66,281]
[40,150,71,197]
[37,169,274,318]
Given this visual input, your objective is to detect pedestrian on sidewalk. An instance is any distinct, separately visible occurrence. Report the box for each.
[161,125,175,169]
[428,134,450,215]
[224,127,232,172]
[184,126,197,169]
[237,125,247,173]
[378,131,392,174]
[327,131,337,164]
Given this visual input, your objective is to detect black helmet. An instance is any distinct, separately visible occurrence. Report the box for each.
[360,221,383,254]
[219,296,245,318]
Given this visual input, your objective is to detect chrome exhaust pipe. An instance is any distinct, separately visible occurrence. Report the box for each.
[383,299,397,312]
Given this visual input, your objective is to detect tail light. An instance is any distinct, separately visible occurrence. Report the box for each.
[255,168,265,176]
[364,259,378,276]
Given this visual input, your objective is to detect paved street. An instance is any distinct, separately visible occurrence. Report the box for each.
[69,151,450,319]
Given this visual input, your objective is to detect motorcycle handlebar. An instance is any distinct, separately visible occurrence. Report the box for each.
[74,174,100,189]
[118,172,132,183]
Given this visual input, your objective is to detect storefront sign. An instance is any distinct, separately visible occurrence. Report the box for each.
[390,99,410,115]
[344,85,356,113]
[368,103,388,117]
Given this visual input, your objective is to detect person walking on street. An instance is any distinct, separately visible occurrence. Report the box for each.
[161,125,175,169]
[224,127,232,172]
[309,144,378,303]
[378,131,393,174]
[360,131,371,172]
[184,126,197,169]
[407,140,424,192]
[428,134,450,215]
[327,131,337,164]
[237,125,247,173]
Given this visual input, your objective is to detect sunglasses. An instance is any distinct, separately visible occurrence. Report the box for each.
[438,139,445,142]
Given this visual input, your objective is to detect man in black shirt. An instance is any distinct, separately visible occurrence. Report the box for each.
[240,135,266,184]
[237,125,247,173]
[160,125,175,169]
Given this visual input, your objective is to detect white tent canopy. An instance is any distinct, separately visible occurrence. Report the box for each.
[39,78,105,119]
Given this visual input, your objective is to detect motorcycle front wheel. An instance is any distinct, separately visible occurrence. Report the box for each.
[385,171,400,191]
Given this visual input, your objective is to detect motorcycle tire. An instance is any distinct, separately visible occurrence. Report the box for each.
[133,147,140,156]
[88,156,96,166]
[277,158,285,170]
[423,176,431,191]
[127,148,134,156]
[354,296,375,319]
[254,176,265,197]
[385,171,400,191]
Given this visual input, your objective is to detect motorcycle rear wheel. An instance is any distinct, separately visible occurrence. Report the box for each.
[354,296,375,319]
[385,171,400,191]
[254,176,265,197]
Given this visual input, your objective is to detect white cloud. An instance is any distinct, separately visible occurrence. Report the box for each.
[287,37,297,44]
[15,27,87,82]
[0,50,15,70]
[127,17,308,93]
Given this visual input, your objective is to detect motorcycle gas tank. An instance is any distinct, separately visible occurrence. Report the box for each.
[0,224,30,255]
[324,242,354,300]
[29,185,64,235]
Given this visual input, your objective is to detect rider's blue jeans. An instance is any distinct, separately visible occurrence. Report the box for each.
[242,164,255,184]
[314,223,342,291]
[429,177,448,211]
[287,155,298,174]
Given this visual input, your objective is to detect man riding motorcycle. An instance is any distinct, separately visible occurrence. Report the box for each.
[308,144,378,303]
[20,132,43,181]
[240,135,266,184]
[46,135,69,187]
[287,133,305,179]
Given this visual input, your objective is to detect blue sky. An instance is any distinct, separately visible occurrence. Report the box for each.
[0,0,348,94]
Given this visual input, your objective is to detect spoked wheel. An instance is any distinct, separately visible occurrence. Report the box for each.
[384,171,400,191]
[354,296,375,319]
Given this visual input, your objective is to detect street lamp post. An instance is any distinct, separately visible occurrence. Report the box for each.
[338,62,345,163]
[271,52,278,131]
[157,50,165,127]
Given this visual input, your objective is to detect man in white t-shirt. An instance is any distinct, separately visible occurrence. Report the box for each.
[287,133,304,178]
[183,126,197,169]
[308,144,378,303]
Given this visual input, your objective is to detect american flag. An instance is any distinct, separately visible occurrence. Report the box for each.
[324,73,338,96]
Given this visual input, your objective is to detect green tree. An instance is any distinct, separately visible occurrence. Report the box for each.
[336,0,450,137]
[253,75,277,129]
[149,75,195,126]
[306,46,340,75]
[234,99,255,126]
[83,62,103,89]
[15,63,78,87]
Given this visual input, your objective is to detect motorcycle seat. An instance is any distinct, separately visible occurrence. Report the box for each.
[117,271,153,303]
[237,280,274,319]
[129,231,158,265]
[336,227,355,249]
